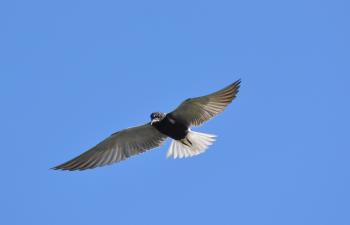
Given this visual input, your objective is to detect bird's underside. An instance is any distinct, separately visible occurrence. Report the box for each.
[52,79,241,171]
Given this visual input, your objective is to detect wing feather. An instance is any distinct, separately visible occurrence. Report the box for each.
[169,79,241,127]
[52,123,168,171]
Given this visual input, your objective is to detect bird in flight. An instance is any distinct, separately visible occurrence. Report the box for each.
[52,79,241,171]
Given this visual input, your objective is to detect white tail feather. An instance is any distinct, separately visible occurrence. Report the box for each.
[166,131,217,159]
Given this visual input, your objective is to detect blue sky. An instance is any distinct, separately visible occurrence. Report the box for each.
[1,1,349,224]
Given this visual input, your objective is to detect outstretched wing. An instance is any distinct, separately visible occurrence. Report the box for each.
[52,123,168,171]
[168,79,241,127]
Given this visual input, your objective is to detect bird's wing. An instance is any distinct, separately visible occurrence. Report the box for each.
[52,123,168,171]
[168,79,241,127]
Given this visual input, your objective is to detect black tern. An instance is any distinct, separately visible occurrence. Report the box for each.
[52,79,241,171]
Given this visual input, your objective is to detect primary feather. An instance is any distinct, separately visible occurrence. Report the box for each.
[169,79,241,127]
[52,123,168,171]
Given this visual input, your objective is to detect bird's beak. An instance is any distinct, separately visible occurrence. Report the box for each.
[151,118,160,125]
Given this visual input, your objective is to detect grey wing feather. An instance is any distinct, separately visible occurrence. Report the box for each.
[51,123,168,171]
[169,79,241,127]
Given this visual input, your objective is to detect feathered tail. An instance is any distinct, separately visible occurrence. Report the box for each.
[166,131,217,159]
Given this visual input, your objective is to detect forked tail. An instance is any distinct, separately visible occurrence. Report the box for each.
[166,131,217,159]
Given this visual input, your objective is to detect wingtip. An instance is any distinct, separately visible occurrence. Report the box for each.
[50,166,61,171]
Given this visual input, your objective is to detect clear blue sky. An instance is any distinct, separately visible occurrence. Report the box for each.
[1,1,349,224]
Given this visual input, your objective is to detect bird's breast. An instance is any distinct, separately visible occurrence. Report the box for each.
[153,115,188,140]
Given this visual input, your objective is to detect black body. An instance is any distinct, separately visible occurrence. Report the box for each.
[152,114,189,140]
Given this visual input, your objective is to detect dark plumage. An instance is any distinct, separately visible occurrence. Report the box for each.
[151,112,188,140]
[52,79,241,171]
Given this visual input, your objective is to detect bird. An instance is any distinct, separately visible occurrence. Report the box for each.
[52,79,241,171]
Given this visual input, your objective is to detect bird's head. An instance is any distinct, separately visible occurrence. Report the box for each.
[150,112,166,125]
